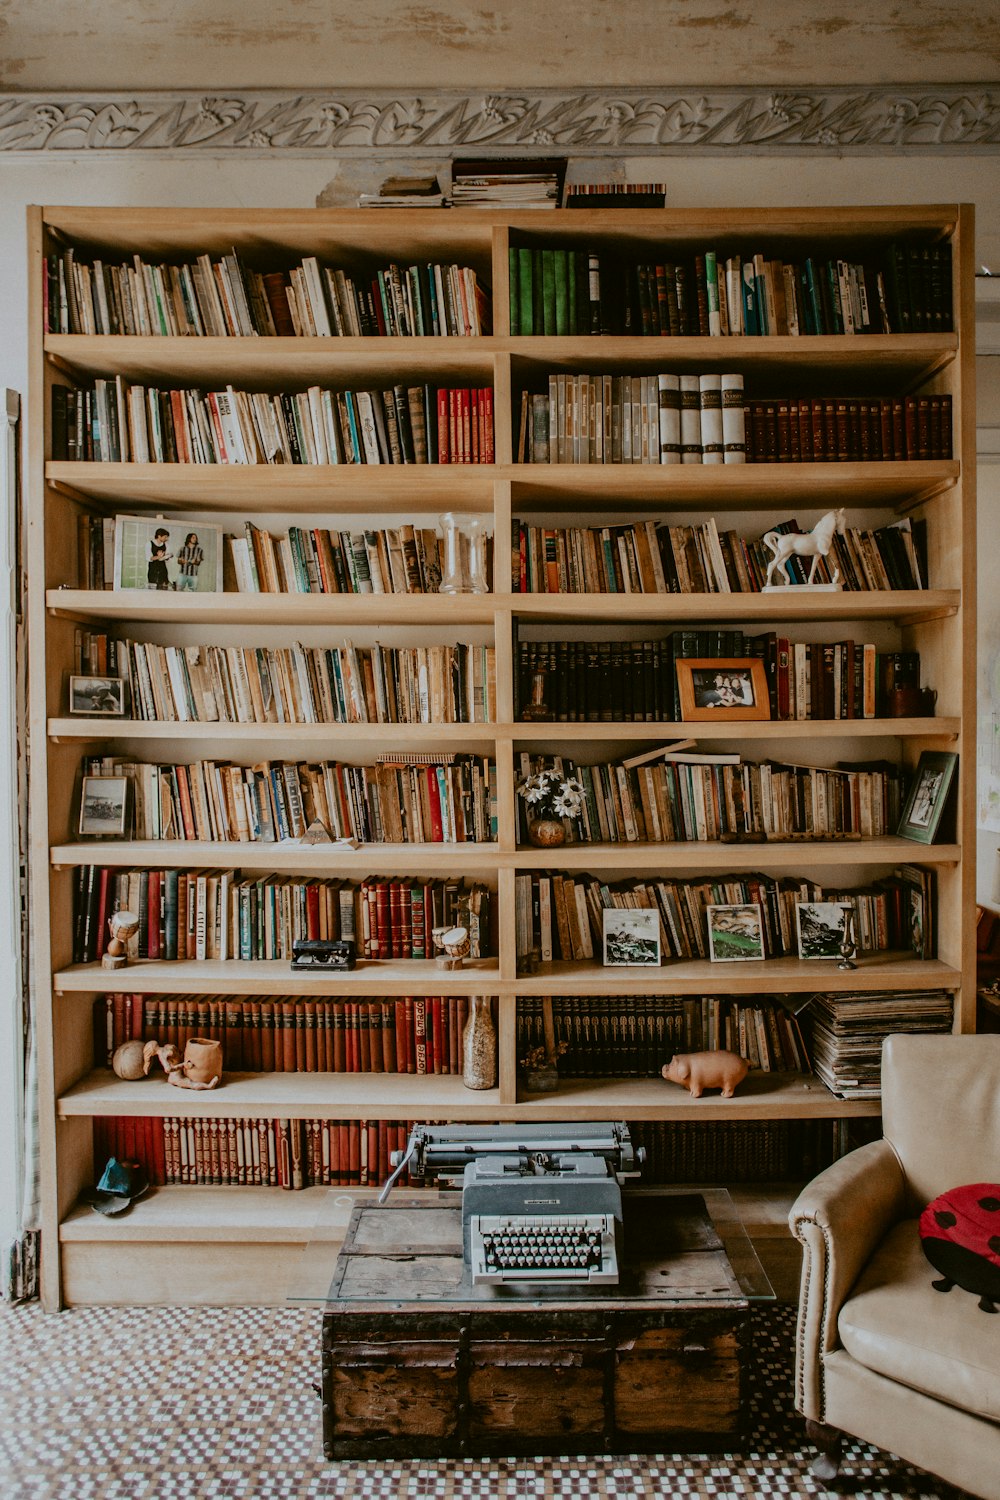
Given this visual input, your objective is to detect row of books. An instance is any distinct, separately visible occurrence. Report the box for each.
[72,866,492,964]
[514,752,909,845]
[95,994,480,1076]
[94,1116,421,1190]
[52,381,495,466]
[513,867,930,965]
[507,241,951,338]
[517,995,811,1078]
[510,515,926,594]
[82,753,497,845]
[806,989,954,1098]
[515,634,920,723]
[629,1118,834,1184]
[230,521,454,597]
[45,247,489,338]
[107,635,497,725]
[517,372,746,465]
[745,395,951,464]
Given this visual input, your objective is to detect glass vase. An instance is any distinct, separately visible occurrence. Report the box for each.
[438,512,469,594]
[462,996,497,1090]
[466,516,490,594]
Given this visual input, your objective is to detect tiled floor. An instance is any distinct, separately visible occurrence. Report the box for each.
[0,1304,968,1498]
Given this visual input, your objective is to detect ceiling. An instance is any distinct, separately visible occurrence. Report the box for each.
[1,0,998,92]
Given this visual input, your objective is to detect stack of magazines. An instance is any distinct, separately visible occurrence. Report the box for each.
[450,158,564,209]
[807,989,953,1098]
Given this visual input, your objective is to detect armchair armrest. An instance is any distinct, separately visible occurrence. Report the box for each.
[788,1138,906,1421]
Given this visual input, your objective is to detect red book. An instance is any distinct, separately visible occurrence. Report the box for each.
[358,1003,372,1072]
[459,388,471,464]
[281,1000,297,1073]
[294,1002,307,1072]
[377,1121,390,1183]
[151,1118,166,1186]
[437,388,449,464]
[469,389,480,464]
[111,993,125,1053]
[94,867,111,959]
[431,997,444,1074]
[146,870,161,960]
[381,1000,396,1071]
[414,999,427,1074]
[305,880,321,940]
[367,1122,379,1188]
[332,1002,346,1072]
[448,995,459,1074]
[368,1003,383,1073]
[425,767,444,841]
[304,1000,317,1072]
[329,1121,341,1185]
[399,884,412,960]
[395,999,410,1073]
[348,1121,360,1185]
[482,387,495,463]
[258,1001,274,1072]
[388,881,403,960]
[448,389,459,464]
[374,880,390,959]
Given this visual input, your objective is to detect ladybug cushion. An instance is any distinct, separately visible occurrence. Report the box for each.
[919,1183,1000,1313]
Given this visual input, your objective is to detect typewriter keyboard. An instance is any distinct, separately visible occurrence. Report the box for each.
[469,1213,619,1285]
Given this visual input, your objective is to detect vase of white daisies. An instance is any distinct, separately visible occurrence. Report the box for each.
[517,768,584,848]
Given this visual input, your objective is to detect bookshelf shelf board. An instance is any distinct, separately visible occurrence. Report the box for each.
[507,462,959,513]
[58,1069,503,1119]
[53,956,502,996]
[512,954,961,997]
[60,1185,343,1243]
[508,590,959,626]
[509,333,957,386]
[47,462,496,513]
[50,840,502,876]
[509,1071,882,1122]
[46,589,497,628]
[48,720,500,752]
[509,718,958,744]
[45,333,497,386]
[510,838,960,870]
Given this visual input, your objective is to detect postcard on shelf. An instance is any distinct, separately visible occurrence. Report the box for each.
[897,751,958,844]
[68,675,127,717]
[113,515,224,593]
[706,904,766,962]
[602,909,661,967]
[795,901,851,960]
[78,775,129,838]
[677,658,770,722]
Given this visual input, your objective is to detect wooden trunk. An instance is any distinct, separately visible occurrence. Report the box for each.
[321,1193,750,1458]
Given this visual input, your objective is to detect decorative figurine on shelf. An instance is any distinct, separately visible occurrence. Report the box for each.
[438,513,491,595]
[519,1039,568,1093]
[101,909,139,971]
[661,1049,750,1099]
[143,1036,223,1090]
[516,767,584,848]
[762,508,845,590]
[433,925,471,970]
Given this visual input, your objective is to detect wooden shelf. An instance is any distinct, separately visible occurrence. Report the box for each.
[60,1184,343,1243]
[510,590,959,625]
[508,718,958,743]
[47,588,497,627]
[52,953,959,998]
[49,836,959,872]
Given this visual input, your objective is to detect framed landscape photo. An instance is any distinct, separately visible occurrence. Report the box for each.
[78,775,129,837]
[706,903,766,962]
[113,514,224,593]
[602,908,661,967]
[795,901,850,960]
[677,658,770,722]
[68,675,127,717]
[897,750,958,844]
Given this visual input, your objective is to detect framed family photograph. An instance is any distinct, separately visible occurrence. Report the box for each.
[602,909,661,967]
[68,675,127,717]
[795,901,851,960]
[706,903,766,962]
[677,658,771,722]
[113,514,224,593]
[897,751,958,844]
[78,775,129,837]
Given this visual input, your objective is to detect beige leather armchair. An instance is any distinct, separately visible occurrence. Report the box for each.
[789,1033,1000,1499]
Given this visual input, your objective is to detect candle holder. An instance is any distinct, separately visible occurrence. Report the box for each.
[838,905,858,970]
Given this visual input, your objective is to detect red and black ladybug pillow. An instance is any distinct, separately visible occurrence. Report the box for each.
[919,1183,1000,1313]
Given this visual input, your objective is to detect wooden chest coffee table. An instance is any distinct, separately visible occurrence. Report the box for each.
[317,1190,770,1458]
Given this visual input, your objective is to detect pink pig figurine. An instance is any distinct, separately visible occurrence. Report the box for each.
[661,1049,749,1099]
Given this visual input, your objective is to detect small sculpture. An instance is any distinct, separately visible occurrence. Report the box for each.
[762,509,845,589]
[143,1036,223,1090]
[661,1049,749,1098]
[101,909,140,970]
[432,924,470,970]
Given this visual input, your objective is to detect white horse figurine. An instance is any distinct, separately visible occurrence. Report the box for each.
[762,508,845,588]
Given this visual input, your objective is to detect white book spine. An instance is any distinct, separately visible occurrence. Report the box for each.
[721,373,746,465]
[657,373,681,464]
[679,374,702,464]
[699,373,724,464]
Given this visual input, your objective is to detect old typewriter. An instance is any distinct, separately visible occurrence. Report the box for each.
[379,1122,644,1286]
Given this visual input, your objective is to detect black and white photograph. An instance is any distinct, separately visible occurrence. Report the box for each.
[795,901,850,960]
[897,750,958,845]
[677,657,771,722]
[113,514,224,593]
[78,775,129,837]
[68,675,127,717]
[706,903,766,962]
[602,908,661,967]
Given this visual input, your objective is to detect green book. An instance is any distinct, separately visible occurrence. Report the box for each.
[508,248,520,335]
[541,249,556,336]
[554,249,570,336]
[568,249,579,334]
[517,248,534,336]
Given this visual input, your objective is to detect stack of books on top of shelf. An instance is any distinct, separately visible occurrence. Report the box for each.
[806,989,953,1098]
[451,158,565,209]
[563,182,667,208]
[358,175,447,209]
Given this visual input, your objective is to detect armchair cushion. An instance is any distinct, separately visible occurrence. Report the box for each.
[838,1219,1000,1423]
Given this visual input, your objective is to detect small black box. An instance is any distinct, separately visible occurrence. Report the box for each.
[291,938,356,971]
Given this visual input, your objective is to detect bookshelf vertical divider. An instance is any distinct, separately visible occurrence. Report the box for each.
[29,204,975,1309]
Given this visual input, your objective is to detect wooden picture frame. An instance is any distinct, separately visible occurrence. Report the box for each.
[897,750,958,844]
[677,658,771,722]
[706,903,766,962]
[78,775,129,838]
[68,675,127,717]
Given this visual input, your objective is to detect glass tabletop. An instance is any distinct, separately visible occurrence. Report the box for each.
[287,1185,774,1307]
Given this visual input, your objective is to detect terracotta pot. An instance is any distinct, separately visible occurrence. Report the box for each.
[527,817,566,849]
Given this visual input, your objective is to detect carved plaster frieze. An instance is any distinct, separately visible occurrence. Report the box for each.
[0,87,998,155]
